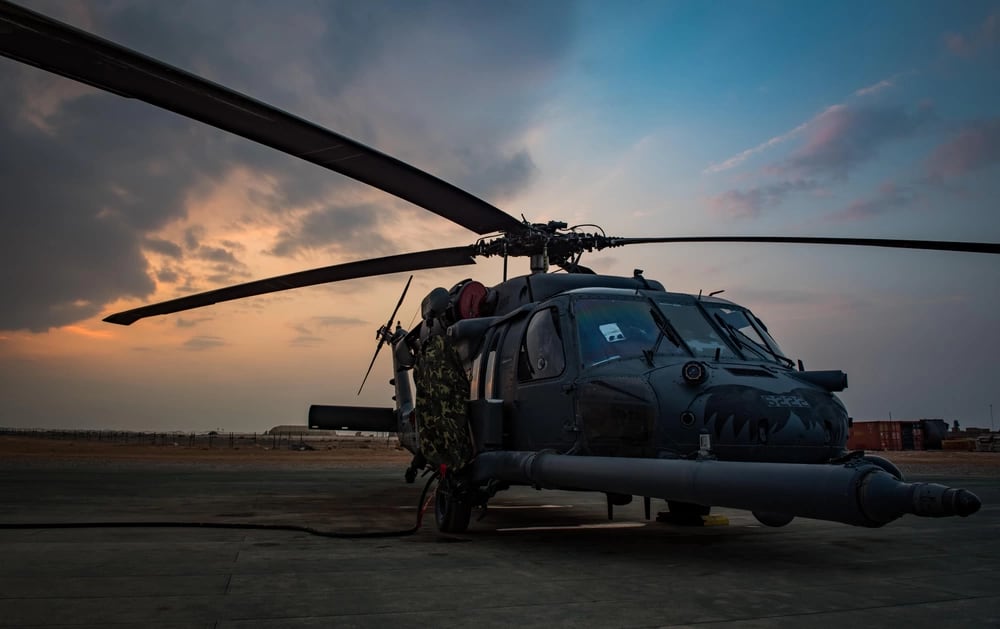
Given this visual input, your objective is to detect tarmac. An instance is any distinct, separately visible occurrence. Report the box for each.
[0,456,997,628]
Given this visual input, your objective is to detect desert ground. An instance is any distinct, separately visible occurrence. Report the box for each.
[2,433,998,474]
[1,433,997,628]
[0,433,412,467]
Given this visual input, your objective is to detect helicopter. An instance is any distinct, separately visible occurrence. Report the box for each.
[1,0,991,534]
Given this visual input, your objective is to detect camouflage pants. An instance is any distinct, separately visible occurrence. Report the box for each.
[413,335,474,469]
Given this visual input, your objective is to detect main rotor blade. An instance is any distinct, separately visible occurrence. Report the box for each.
[104,247,476,326]
[611,236,1000,255]
[0,1,523,236]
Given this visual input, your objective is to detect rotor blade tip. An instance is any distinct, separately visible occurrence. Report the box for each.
[103,313,137,326]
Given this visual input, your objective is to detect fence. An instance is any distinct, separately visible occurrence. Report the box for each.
[0,428,398,449]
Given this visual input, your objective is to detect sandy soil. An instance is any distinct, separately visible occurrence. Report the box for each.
[0,435,412,467]
[1,435,997,475]
[873,448,1000,477]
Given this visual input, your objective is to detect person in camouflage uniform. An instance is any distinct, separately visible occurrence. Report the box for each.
[413,334,474,470]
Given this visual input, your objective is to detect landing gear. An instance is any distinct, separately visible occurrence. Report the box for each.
[605,492,632,520]
[404,453,426,484]
[434,476,472,533]
[753,511,795,527]
[664,500,711,525]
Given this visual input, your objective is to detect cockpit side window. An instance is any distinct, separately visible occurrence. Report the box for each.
[518,307,566,381]
[655,299,737,360]
[705,304,789,364]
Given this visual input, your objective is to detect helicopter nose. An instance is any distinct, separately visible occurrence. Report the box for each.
[651,367,850,463]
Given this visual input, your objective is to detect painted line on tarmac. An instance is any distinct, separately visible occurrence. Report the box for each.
[496,522,646,532]
[487,504,573,510]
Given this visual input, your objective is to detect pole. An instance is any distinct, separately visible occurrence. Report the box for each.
[990,403,994,432]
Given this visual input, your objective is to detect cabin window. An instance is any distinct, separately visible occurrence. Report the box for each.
[484,349,498,396]
[472,330,504,399]
[469,354,482,400]
[518,307,566,381]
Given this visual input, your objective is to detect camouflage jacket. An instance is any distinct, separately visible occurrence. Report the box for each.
[412,334,474,469]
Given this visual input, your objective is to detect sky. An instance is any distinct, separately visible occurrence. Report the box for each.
[1,0,998,432]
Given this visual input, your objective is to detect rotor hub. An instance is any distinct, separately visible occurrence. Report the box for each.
[475,221,623,269]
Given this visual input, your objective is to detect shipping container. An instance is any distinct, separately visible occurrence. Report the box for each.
[847,420,925,451]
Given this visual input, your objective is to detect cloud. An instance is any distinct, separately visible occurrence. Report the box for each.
[62,324,113,339]
[314,316,368,327]
[143,238,183,259]
[176,317,212,328]
[182,335,226,350]
[285,315,367,346]
[0,74,225,331]
[945,34,972,58]
[195,245,241,265]
[156,267,180,283]
[183,226,204,251]
[268,204,395,258]
[729,288,829,306]
[705,75,910,175]
[289,335,325,347]
[924,118,1000,180]
[854,72,912,98]
[776,104,933,179]
[944,12,999,58]
[288,321,326,347]
[708,179,817,219]
[0,1,578,332]
[189,244,251,287]
[703,118,813,175]
[445,148,537,202]
[826,181,912,222]
[855,80,892,97]
[205,263,252,285]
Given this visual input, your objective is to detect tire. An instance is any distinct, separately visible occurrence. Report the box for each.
[666,500,710,524]
[434,480,472,533]
[753,511,795,527]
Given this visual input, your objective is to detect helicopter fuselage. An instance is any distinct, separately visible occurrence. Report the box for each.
[307,270,977,532]
[506,342,850,465]
[391,273,851,466]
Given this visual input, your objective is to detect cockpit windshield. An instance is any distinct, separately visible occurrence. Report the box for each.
[575,298,682,366]
[573,296,787,368]
[700,303,791,366]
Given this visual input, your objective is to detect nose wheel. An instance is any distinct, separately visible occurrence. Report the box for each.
[434,476,472,533]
